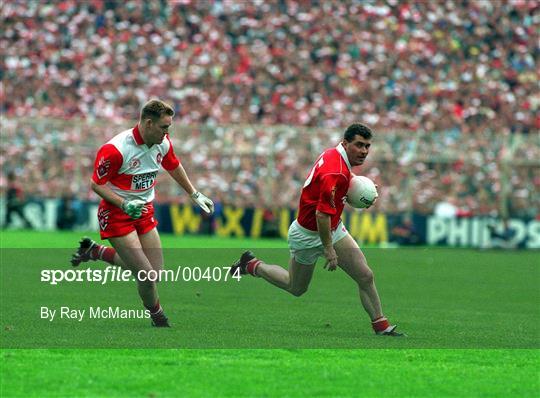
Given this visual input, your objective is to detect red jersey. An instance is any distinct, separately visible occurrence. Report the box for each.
[297,144,353,231]
[91,125,180,203]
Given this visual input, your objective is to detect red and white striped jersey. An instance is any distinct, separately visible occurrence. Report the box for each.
[297,143,353,231]
[91,125,180,203]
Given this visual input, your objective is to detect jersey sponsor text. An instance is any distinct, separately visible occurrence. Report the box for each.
[131,172,157,190]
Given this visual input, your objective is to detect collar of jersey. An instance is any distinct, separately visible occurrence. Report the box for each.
[336,143,352,171]
[132,125,145,145]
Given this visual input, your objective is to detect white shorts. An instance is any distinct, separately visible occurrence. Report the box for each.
[288,220,349,265]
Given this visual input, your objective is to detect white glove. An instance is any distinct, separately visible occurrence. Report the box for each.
[121,199,146,219]
[190,191,214,214]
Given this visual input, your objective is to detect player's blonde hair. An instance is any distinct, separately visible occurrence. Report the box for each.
[140,99,174,122]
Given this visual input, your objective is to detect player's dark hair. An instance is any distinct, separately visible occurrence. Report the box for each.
[343,123,373,142]
[140,99,174,121]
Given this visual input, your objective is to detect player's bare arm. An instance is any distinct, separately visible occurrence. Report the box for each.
[167,164,196,195]
[90,180,124,209]
[167,165,214,214]
[316,210,338,271]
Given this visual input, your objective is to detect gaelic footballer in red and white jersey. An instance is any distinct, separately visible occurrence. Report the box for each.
[73,99,215,328]
[92,125,179,203]
[297,143,353,231]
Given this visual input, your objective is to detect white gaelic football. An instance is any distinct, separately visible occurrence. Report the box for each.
[346,176,378,209]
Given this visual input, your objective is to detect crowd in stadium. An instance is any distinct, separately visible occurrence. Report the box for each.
[1,0,539,218]
[2,117,538,218]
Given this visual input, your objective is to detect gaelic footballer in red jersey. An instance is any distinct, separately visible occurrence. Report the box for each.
[296,142,353,232]
[71,99,214,328]
[231,123,405,336]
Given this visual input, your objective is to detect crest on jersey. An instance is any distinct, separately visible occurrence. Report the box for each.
[156,153,163,164]
[96,157,110,179]
[129,158,141,170]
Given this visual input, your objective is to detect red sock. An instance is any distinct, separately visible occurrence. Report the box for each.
[91,245,116,264]
[371,316,390,332]
[246,259,262,276]
[145,300,162,315]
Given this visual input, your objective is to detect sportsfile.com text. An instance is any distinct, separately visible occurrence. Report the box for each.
[40,266,241,285]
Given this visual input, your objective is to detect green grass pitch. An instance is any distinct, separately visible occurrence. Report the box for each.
[1,230,539,397]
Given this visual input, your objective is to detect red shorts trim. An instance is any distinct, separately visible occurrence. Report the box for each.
[97,200,158,239]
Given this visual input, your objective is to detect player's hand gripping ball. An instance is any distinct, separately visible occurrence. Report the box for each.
[346,176,378,209]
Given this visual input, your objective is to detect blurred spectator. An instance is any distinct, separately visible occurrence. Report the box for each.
[3,171,33,229]
[56,193,78,230]
[261,208,279,238]
[390,215,420,245]
[486,218,517,249]
[198,210,214,235]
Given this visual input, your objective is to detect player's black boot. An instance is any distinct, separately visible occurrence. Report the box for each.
[376,325,406,337]
[150,309,170,327]
[71,237,97,267]
[230,251,256,275]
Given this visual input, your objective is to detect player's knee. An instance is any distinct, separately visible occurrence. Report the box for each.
[358,268,374,287]
[148,265,164,282]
